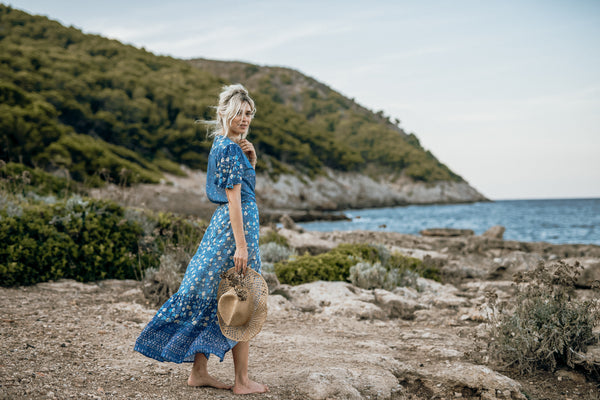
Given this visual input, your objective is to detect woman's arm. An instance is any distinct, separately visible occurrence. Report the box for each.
[226,184,248,274]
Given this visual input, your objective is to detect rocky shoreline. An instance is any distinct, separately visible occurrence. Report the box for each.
[89,168,489,222]
[1,227,598,399]
[255,169,489,211]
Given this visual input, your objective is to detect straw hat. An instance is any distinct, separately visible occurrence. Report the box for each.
[217,267,268,342]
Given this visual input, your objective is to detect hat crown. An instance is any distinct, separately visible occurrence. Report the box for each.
[218,288,252,327]
[217,268,268,342]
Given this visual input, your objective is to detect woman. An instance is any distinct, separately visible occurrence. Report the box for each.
[134,84,268,395]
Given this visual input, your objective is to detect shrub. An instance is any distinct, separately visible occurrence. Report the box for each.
[274,243,384,285]
[275,242,439,287]
[349,260,423,290]
[0,195,143,285]
[389,252,441,282]
[142,249,190,306]
[260,241,293,263]
[261,262,275,274]
[0,192,206,287]
[259,229,289,247]
[349,261,388,289]
[486,260,600,376]
[0,161,76,196]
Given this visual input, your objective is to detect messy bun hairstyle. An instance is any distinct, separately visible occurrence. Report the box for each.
[201,84,256,139]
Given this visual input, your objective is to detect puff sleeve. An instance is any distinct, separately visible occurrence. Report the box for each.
[215,143,244,189]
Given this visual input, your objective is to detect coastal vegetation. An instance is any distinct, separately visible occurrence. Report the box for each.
[1,4,461,185]
[273,243,440,286]
[485,260,600,378]
[189,59,462,182]
[0,163,206,286]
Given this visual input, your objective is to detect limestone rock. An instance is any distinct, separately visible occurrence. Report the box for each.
[397,361,526,400]
[414,278,470,308]
[262,272,281,293]
[373,288,425,320]
[280,213,304,232]
[282,279,470,321]
[277,228,336,255]
[255,169,488,211]
[444,256,496,280]
[487,251,544,280]
[267,294,296,319]
[295,366,398,400]
[420,228,475,237]
[573,258,600,288]
[296,368,362,400]
[286,281,386,319]
[482,225,506,239]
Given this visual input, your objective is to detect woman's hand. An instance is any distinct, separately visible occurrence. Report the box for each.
[233,245,248,275]
[239,139,257,168]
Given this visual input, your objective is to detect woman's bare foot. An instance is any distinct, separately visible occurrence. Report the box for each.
[232,379,269,395]
[187,371,231,390]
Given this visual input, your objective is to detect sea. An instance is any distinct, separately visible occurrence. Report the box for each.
[298,198,600,246]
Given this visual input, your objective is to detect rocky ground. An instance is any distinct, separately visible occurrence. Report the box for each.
[1,228,599,400]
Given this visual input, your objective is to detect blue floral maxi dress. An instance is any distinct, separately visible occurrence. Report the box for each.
[134,135,261,362]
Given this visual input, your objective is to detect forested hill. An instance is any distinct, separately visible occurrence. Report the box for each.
[0,5,463,186]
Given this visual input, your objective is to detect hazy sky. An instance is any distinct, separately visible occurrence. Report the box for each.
[6,0,600,200]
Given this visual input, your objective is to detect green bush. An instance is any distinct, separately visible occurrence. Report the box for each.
[486,260,600,376]
[274,243,384,285]
[142,249,192,306]
[0,195,142,285]
[388,252,441,282]
[349,260,424,290]
[275,243,440,287]
[259,229,289,247]
[349,261,389,289]
[0,192,207,286]
[0,161,75,196]
[259,241,293,263]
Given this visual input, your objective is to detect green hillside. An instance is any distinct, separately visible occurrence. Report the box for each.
[0,5,462,185]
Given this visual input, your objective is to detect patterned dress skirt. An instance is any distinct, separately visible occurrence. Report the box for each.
[134,201,261,362]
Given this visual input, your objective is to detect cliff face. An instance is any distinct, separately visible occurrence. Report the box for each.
[89,168,487,222]
[256,169,488,211]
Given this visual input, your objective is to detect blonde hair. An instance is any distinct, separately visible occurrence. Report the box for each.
[201,84,256,139]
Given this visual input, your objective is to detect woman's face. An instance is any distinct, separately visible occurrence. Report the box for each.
[228,102,253,138]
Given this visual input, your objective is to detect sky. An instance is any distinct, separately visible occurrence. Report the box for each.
[5,0,600,200]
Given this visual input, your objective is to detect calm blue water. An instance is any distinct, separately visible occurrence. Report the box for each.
[298,198,600,245]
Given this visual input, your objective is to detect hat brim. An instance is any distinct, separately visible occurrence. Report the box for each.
[217,268,268,342]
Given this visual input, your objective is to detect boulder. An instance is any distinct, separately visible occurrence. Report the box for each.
[482,225,506,239]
